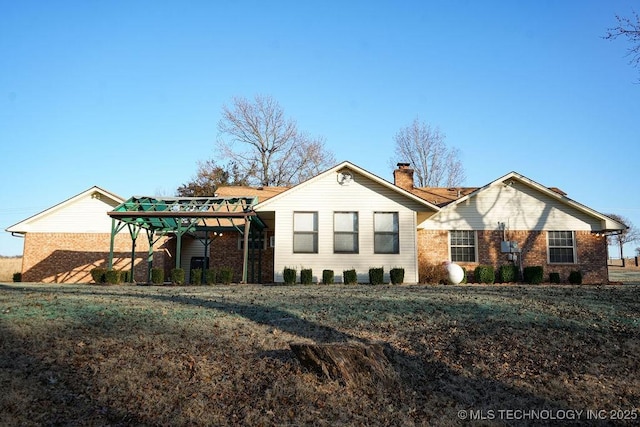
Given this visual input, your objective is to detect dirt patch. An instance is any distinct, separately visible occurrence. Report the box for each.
[1,283,638,426]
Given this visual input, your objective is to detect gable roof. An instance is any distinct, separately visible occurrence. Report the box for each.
[433,171,627,232]
[214,185,289,203]
[6,186,124,234]
[253,161,441,211]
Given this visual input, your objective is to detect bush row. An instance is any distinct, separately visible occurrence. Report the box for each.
[90,266,237,285]
[420,263,584,285]
[282,267,405,285]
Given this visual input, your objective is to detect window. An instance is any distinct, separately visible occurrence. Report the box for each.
[374,212,399,254]
[548,231,576,263]
[450,230,476,262]
[293,212,318,253]
[334,212,358,253]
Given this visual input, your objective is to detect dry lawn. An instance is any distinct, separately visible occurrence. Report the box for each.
[0,257,21,282]
[0,283,638,426]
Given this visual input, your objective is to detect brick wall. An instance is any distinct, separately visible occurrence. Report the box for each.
[208,231,274,283]
[417,229,609,284]
[22,233,170,283]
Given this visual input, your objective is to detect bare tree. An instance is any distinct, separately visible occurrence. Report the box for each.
[176,160,249,197]
[390,117,465,187]
[605,213,638,259]
[217,95,335,187]
[604,11,640,72]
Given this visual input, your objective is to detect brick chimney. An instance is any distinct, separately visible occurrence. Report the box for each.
[394,162,414,190]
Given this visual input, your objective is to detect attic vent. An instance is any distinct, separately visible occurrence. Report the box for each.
[91,192,101,200]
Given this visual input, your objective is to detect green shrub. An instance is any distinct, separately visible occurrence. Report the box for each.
[204,268,216,285]
[523,266,544,284]
[568,270,583,285]
[283,267,297,285]
[105,269,120,285]
[498,264,519,283]
[171,268,185,285]
[390,267,404,285]
[322,269,334,285]
[219,267,233,284]
[191,268,202,285]
[300,268,313,285]
[549,272,561,284]
[369,267,384,285]
[12,272,21,283]
[343,269,358,285]
[151,268,164,285]
[121,270,132,284]
[460,267,468,284]
[91,268,107,284]
[474,265,495,284]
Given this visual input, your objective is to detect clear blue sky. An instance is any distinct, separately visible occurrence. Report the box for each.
[1,0,639,257]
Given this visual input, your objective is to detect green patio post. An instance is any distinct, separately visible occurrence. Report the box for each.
[242,219,251,283]
[108,218,117,269]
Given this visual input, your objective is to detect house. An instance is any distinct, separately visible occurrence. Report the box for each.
[6,162,626,284]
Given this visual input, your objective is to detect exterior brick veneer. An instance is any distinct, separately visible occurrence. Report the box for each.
[22,233,170,283]
[416,229,608,284]
[208,231,274,283]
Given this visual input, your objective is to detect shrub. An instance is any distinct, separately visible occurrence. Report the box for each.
[283,267,297,285]
[343,269,358,285]
[523,266,544,284]
[460,267,468,284]
[498,264,519,283]
[191,268,202,285]
[369,267,384,285]
[300,268,313,285]
[219,267,233,285]
[420,263,447,284]
[474,265,495,284]
[12,272,21,283]
[105,269,120,285]
[204,268,216,285]
[549,272,561,284]
[568,270,583,285]
[171,268,185,285]
[121,270,132,284]
[91,268,107,284]
[151,268,164,285]
[390,267,404,285]
[322,269,334,285]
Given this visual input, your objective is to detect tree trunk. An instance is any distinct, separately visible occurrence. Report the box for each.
[289,342,399,389]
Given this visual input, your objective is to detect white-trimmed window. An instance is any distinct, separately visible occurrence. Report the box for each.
[548,231,576,263]
[374,212,399,254]
[450,230,476,262]
[293,212,318,253]
[334,212,359,253]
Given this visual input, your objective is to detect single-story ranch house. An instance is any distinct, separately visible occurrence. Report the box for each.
[6,161,627,285]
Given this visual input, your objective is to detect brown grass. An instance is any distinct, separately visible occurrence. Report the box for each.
[0,257,22,282]
[0,283,638,426]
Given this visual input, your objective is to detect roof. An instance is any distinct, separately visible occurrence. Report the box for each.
[6,186,124,234]
[214,185,289,202]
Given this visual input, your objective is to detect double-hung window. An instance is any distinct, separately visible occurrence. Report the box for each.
[450,230,476,262]
[548,231,576,263]
[374,212,399,254]
[334,212,359,253]
[293,212,318,253]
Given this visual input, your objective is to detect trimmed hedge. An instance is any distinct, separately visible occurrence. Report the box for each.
[498,264,519,283]
[91,268,106,284]
[343,269,358,285]
[369,267,384,285]
[568,270,583,285]
[171,268,185,285]
[300,268,313,285]
[474,265,495,284]
[151,268,164,284]
[549,272,561,284]
[12,272,21,283]
[191,268,202,285]
[390,267,404,285]
[205,268,216,285]
[105,269,120,285]
[283,267,296,285]
[523,266,544,284]
[219,267,233,284]
[322,269,334,285]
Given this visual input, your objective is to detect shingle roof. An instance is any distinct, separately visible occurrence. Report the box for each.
[214,186,290,203]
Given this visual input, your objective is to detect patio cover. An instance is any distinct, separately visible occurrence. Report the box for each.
[107,195,266,283]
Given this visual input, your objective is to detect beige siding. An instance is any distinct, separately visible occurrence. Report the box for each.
[419,182,601,231]
[260,170,422,283]
[21,195,122,233]
[179,237,207,282]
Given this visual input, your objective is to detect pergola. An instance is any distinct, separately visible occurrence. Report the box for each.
[107,195,266,283]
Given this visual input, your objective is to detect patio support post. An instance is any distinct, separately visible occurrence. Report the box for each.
[146,229,155,283]
[127,224,140,282]
[108,218,117,269]
[242,218,251,283]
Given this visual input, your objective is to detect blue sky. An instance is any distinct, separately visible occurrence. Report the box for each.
[1,0,639,257]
